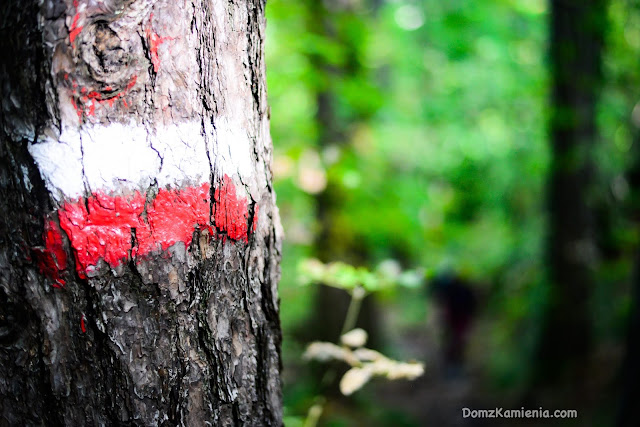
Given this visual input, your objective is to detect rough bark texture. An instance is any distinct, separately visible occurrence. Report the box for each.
[0,0,283,425]
[537,0,606,387]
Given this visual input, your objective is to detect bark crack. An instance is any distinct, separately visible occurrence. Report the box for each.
[78,132,92,201]
[201,116,215,232]
[140,179,158,224]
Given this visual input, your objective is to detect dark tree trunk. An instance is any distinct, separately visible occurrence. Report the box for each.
[302,0,380,353]
[617,248,640,427]
[0,0,283,425]
[616,86,640,427]
[536,0,606,389]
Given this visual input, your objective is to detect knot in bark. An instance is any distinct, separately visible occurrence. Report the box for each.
[77,20,142,90]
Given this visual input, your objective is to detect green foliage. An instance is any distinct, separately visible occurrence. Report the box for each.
[268,0,549,395]
[266,0,640,423]
[298,258,424,292]
[283,415,305,427]
[297,260,425,425]
[268,0,549,279]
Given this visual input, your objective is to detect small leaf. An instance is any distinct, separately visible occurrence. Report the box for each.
[298,258,326,286]
[381,361,425,380]
[397,269,425,289]
[353,348,384,362]
[340,328,368,348]
[339,367,372,396]
[303,342,348,362]
[359,269,380,291]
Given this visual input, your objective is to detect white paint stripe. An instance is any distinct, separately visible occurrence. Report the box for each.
[29,129,85,200]
[29,118,253,202]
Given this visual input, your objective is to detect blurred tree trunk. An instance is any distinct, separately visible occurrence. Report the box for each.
[304,0,380,352]
[537,0,607,388]
[616,98,640,426]
[0,0,282,425]
[617,249,640,427]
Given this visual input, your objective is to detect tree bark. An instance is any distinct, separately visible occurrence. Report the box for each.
[537,0,606,388]
[0,0,283,425]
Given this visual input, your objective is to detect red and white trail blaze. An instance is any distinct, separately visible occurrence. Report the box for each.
[27,0,262,287]
[30,120,258,286]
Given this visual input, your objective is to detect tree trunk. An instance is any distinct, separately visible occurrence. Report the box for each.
[301,0,380,356]
[536,0,606,389]
[0,0,283,425]
[616,88,640,427]
[617,248,640,427]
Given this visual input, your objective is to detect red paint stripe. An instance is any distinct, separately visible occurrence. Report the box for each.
[70,98,82,118]
[69,14,82,45]
[214,174,252,241]
[49,175,253,279]
[149,32,165,72]
[125,75,137,90]
[34,220,68,287]
[68,75,137,118]
[146,13,172,73]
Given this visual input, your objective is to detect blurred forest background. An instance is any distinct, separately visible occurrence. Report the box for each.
[264,0,640,425]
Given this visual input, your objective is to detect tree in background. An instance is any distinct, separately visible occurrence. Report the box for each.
[303,0,383,350]
[537,0,607,392]
[617,51,640,427]
[0,0,282,424]
[618,246,640,426]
